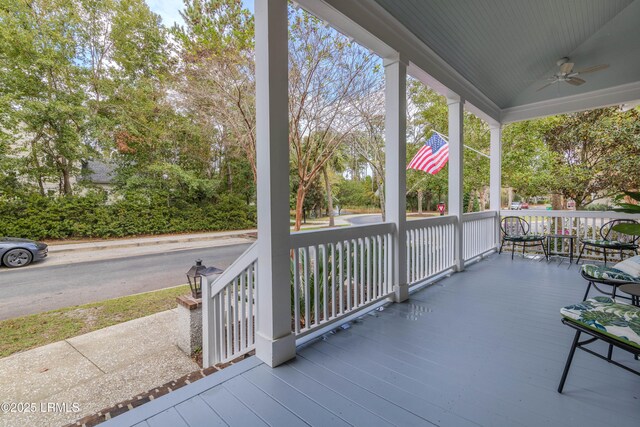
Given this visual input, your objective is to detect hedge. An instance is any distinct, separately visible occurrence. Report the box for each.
[0,192,256,240]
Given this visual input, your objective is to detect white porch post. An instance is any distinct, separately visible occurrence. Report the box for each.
[384,55,409,302]
[448,97,464,271]
[489,125,502,211]
[489,124,502,248]
[254,0,296,367]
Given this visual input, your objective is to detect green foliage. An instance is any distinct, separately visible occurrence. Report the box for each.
[580,203,611,212]
[0,192,255,240]
[502,118,557,199]
[335,178,377,211]
[612,191,640,236]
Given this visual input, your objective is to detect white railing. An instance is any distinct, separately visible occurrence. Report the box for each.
[203,242,257,366]
[463,211,499,262]
[406,215,456,285]
[290,223,395,337]
[500,210,640,262]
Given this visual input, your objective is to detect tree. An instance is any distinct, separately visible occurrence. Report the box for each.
[173,0,257,183]
[347,89,386,218]
[543,108,640,208]
[288,10,381,230]
[0,0,90,195]
[0,0,173,197]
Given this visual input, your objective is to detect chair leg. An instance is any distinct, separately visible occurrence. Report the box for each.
[604,249,607,265]
[541,240,549,260]
[512,242,515,260]
[558,330,581,393]
[583,281,592,301]
[499,239,505,254]
[576,244,586,264]
[522,242,526,256]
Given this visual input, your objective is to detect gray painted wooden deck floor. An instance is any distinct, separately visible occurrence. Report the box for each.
[106,255,640,427]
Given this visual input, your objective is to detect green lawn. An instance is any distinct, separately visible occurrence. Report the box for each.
[0,285,190,358]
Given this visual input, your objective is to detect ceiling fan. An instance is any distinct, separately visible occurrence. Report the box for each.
[536,57,609,92]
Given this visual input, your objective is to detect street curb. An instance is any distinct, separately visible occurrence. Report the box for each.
[48,231,257,254]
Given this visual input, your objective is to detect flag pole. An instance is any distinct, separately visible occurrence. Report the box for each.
[430,129,490,159]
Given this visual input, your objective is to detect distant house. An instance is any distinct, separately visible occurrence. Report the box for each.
[80,159,116,191]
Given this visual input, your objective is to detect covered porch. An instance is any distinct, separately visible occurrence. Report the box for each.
[105,256,639,426]
[105,0,640,425]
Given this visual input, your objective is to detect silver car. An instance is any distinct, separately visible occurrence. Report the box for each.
[0,237,48,268]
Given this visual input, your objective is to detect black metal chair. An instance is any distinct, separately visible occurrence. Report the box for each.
[576,219,639,265]
[580,263,640,301]
[499,216,548,260]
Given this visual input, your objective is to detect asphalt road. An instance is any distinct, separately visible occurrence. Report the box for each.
[0,243,250,321]
[346,214,383,225]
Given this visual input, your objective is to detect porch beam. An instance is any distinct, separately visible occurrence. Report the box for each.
[448,97,464,271]
[254,0,296,367]
[384,55,409,302]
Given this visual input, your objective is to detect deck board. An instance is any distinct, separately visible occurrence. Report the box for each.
[105,255,640,427]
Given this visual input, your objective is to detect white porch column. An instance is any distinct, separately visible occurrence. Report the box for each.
[447,97,464,271]
[254,0,296,367]
[489,124,502,211]
[384,55,409,302]
[489,124,502,248]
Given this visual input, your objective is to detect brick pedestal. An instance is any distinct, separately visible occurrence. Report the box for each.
[176,295,202,357]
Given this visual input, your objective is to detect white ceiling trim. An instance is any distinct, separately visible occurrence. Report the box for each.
[501,81,640,123]
[296,0,502,124]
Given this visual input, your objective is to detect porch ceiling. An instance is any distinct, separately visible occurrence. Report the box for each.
[303,0,640,123]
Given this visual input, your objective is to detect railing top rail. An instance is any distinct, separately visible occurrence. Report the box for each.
[462,211,498,221]
[500,209,640,220]
[206,242,258,296]
[406,214,457,230]
[290,222,395,249]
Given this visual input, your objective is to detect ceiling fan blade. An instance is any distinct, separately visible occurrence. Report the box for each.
[574,64,609,75]
[566,77,586,86]
[536,81,556,92]
[559,62,574,74]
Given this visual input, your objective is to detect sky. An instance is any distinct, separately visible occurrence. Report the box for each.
[147,0,255,27]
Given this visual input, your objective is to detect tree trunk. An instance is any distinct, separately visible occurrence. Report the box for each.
[551,193,563,210]
[425,193,432,212]
[322,167,334,227]
[62,166,72,196]
[479,186,488,211]
[507,187,514,208]
[30,141,45,196]
[417,189,423,214]
[294,185,306,231]
[467,189,475,213]
[378,175,385,222]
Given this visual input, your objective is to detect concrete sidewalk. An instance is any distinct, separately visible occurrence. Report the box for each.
[35,235,254,269]
[0,309,198,427]
[47,229,257,254]
[33,218,355,269]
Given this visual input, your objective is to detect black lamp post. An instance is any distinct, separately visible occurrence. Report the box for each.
[186,259,222,299]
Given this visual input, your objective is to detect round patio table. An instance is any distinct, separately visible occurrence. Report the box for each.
[618,284,640,307]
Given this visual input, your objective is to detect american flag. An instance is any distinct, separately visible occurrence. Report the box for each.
[407,133,449,175]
